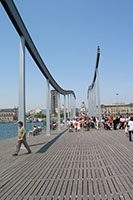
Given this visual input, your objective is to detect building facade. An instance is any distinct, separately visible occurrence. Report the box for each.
[51,90,58,115]
[0,108,18,122]
[29,108,42,116]
[101,103,133,117]
[81,102,86,113]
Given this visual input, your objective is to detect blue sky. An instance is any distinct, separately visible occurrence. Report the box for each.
[0,0,133,111]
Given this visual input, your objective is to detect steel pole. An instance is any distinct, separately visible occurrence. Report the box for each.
[72,95,74,118]
[58,93,61,131]
[46,79,50,136]
[94,84,97,117]
[70,94,72,119]
[89,91,90,116]
[18,36,26,127]
[67,95,70,119]
[74,96,76,118]
[91,89,93,116]
[64,95,66,128]
[90,90,91,116]
[91,89,94,116]
[88,90,90,116]
[97,70,102,127]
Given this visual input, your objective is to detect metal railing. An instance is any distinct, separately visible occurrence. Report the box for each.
[87,46,101,126]
[1,0,76,135]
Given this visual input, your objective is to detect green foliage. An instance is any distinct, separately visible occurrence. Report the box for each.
[35,113,46,118]
[60,113,64,118]
[26,114,31,118]
[76,112,79,116]
[13,115,18,121]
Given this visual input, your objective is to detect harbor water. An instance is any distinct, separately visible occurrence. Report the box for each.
[0,122,45,140]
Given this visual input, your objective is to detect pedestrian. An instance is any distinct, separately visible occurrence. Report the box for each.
[75,121,78,132]
[12,121,31,156]
[96,117,99,130]
[109,116,113,130]
[113,117,117,130]
[128,116,133,142]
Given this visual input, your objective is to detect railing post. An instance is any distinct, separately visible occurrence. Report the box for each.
[72,95,74,118]
[90,89,93,116]
[46,79,50,136]
[97,70,102,127]
[64,95,66,128]
[58,93,60,131]
[74,96,76,118]
[90,90,92,117]
[67,94,70,119]
[88,90,90,116]
[70,94,72,119]
[94,84,97,117]
[18,36,26,127]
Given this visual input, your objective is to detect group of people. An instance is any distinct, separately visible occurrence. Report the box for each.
[67,115,100,132]
[102,116,128,130]
[102,115,133,141]
[67,114,133,142]
[12,114,133,156]
[28,125,42,136]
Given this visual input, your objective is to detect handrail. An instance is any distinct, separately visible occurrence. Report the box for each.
[88,46,100,91]
[1,0,76,99]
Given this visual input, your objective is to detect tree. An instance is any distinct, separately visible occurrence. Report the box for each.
[76,112,79,116]
[35,113,46,118]
[60,113,64,118]
[13,115,18,121]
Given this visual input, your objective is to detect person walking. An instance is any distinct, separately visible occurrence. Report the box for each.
[109,116,113,130]
[128,116,133,142]
[12,121,31,156]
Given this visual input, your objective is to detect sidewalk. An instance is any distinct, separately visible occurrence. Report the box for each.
[0,128,67,173]
[0,129,133,200]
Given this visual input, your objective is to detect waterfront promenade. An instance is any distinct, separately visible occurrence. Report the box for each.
[0,129,133,200]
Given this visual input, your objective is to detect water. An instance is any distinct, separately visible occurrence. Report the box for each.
[0,122,45,140]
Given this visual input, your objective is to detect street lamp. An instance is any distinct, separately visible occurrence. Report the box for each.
[116,93,119,104]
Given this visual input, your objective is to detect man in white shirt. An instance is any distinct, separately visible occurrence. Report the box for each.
[128,116,133,141]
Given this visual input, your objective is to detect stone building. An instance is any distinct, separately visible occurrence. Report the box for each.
[0,108,18,122]
[81,102,86,113]
[101,103,133,117]
[29,108,42,116]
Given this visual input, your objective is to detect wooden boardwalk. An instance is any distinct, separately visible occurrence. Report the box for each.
[0,129,133,200]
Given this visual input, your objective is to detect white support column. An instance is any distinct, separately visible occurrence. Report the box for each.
[46,79,50,136]
[88,90,90,116]
[93,88,95,116]
[58,93,61,131]
[91,89,93,116]
[91,89,93,117]
[90,90,92,117]
[71,94,73,119]
[73,97,76,118]
[64,95,66,128]
[18,36,26,127]
[70,94,72,119]
[67,94,70,119]
[94,84,97,117]
[88,91,89,116]
[97,70,102,127]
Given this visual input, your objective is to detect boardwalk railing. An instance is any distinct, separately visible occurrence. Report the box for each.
[1,0,76,135]
[87,46,101,125]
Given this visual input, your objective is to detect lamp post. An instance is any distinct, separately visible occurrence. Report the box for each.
[116,93,119,104]
[116,93,119,116]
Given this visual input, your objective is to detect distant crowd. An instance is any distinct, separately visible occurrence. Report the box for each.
[101,115,133,141]
[66,114,133,142]
[28,113,133,142]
